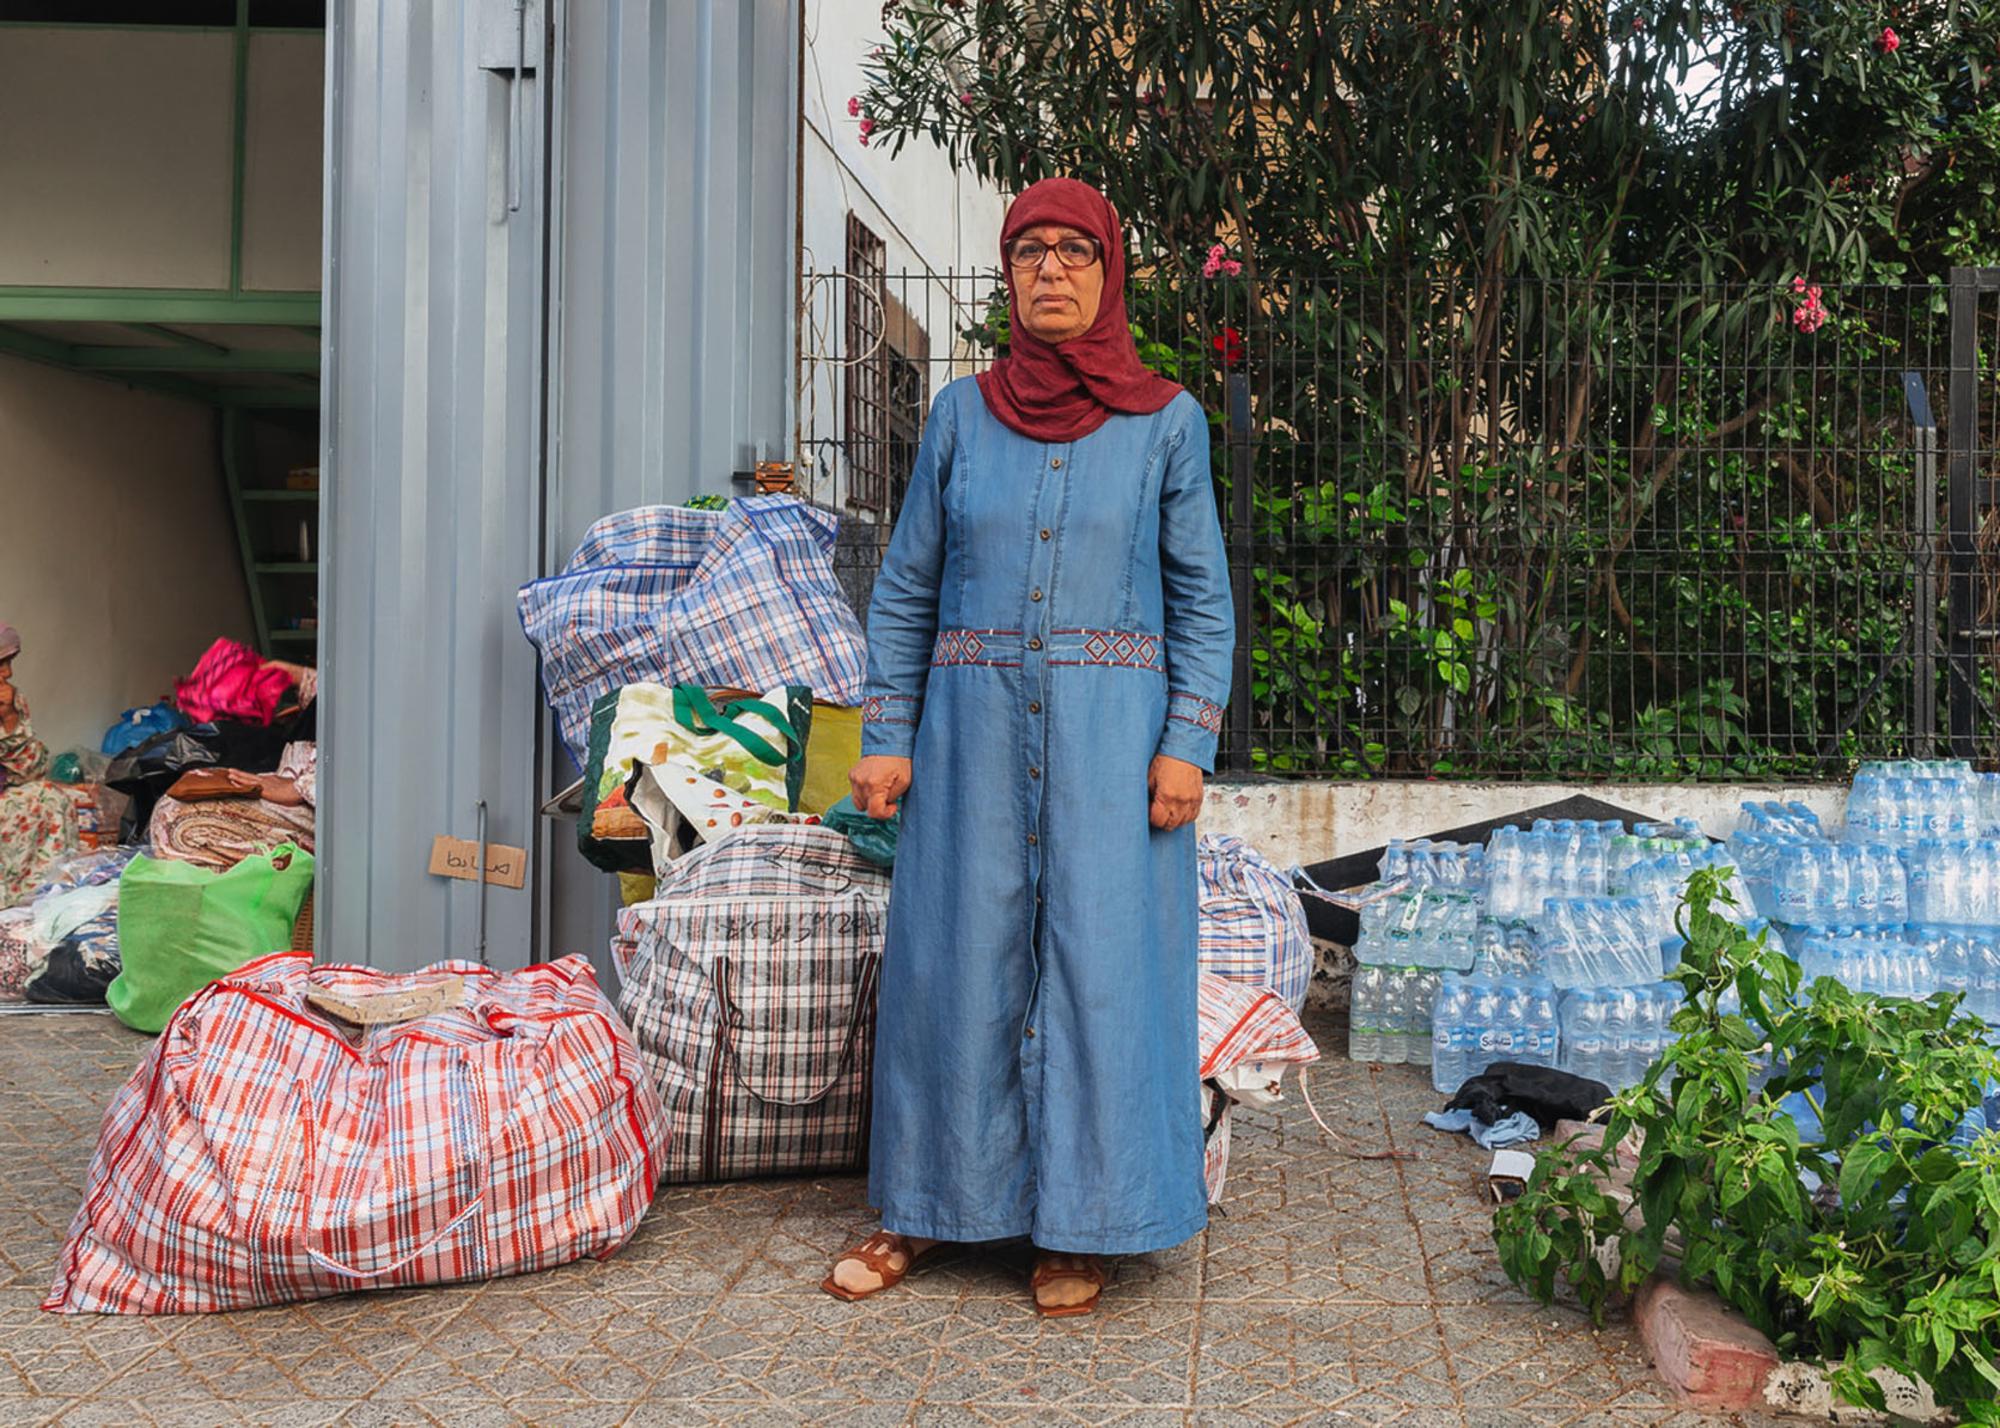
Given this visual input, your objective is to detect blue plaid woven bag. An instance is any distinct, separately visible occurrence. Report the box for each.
[520,497,867,768]
[1198,834,1315,1012]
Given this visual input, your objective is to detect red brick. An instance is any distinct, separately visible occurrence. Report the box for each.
[1635,1274,1780,1412]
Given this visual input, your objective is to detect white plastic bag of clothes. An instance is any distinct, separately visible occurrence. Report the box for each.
[0,846,145,1004]
[1197,973,1320,1202]
[518,498,869,769]
[1198,833,1313,1012]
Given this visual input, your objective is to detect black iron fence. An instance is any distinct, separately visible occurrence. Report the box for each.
[799,267,2000,780]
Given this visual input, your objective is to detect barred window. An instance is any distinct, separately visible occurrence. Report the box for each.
[843,215,891,511]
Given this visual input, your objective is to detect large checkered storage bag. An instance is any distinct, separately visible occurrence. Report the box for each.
[614,823,889,1184]
[1199,834,1313,1010]
[518,497,869,769]
[44,952,666,1314]
[1198,973,1320,1202]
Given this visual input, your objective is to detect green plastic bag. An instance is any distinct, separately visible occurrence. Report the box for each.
[107,844,315,1033]
[820,795,900,868]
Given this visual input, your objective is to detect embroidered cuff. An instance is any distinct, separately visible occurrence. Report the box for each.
[1159,691,1225,773]
[860,693,922,759]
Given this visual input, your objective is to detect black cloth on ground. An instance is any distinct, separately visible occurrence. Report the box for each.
[1444,1062,1611,1128]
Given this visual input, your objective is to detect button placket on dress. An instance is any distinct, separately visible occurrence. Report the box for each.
[1018,440,1069,1138]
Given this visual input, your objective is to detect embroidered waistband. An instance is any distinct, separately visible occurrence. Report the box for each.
[929,627,1166,672]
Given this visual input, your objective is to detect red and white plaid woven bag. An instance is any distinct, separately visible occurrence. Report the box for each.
[44,951,666,1314]
[1198,972,1320,1202]
[614,823,891,1184]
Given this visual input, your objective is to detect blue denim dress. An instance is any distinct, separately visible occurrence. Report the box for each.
[859,377,1236,1254]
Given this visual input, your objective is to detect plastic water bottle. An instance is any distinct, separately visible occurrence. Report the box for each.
[1378,968,1406,1065]
[1498,980,1531,1065]
[1564,989,1604,1085]
[1349,968,1381,1062]
[1935,843,1966,925]
[1626,987,1659,1085]
[1468,978,1506,1080]
[1776,843,1814,924]
[1981,773,2000,838]
[1431,976,1467,1093]
[1879,846,1909,922]
[1908,840,1935,923]
[1526,981,1560,1068]
[1407,970,1437,1068]
[1974,935,2000,1022]
[1597,987,1626,1087]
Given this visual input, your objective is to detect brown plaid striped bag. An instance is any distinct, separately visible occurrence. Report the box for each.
[613,823,891,1184]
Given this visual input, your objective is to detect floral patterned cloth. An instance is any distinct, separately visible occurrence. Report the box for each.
[148,790,314,872]
[0,716,80,908]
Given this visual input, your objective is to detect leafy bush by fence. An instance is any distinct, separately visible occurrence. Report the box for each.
[801,267,2000,779]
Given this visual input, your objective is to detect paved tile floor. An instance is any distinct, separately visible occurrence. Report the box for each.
[0,1009,1790,1426]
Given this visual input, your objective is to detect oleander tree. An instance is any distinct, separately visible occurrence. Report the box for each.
[847,0,2000,777]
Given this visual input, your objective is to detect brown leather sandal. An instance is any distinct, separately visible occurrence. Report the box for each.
[1030,1252,1106,1318]
[821,1231,929,1302]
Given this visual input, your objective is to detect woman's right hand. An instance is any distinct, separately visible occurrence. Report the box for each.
[849,756,913,820]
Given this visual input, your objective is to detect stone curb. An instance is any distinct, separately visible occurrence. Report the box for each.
[1633,1276,1951,1424]
[1635,1276,1781,1412]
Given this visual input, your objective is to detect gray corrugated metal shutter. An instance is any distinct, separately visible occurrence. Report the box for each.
[319,1,553,969]
[540,0,801,972]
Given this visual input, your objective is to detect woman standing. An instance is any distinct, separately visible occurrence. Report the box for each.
[825,179,1235,1316]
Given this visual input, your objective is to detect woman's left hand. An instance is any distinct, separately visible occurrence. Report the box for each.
[1148,755,1204,831]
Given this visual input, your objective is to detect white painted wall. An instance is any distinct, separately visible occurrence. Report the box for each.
[799,0,1008,504]
[801,0,1006,277]
[0,355,256,757]
[0,27,324,292]
[1199,779,1850,875]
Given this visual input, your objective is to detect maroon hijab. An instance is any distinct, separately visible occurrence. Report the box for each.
[976,179,1183,443]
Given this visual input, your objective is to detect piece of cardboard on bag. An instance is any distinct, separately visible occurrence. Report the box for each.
[306,980,464,1027]
[427,836,528,889]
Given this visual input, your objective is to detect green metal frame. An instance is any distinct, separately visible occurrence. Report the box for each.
[219,408,275,654]
[0,289,320,324]
[0,10,325,404]
[221,407,322,656]
[1,16,327,660]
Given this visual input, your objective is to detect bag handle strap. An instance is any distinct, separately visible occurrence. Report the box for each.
[304,1196,488,1280]
[671,685,797,767]
[710,945,881,1107]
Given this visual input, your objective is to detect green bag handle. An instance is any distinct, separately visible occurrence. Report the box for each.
[671,685,800,767]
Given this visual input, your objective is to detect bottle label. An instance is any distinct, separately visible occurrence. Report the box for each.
[1399,892,1426,932]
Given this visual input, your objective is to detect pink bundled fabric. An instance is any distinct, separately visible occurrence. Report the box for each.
[45,951,667,1314]
[173,638,296,726]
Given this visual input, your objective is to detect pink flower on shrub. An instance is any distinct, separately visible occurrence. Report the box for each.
[959,91,975,107]
[1790,277,1828,333]
[858,117,876,138]
[1878,26,1900,53]
[847,96,862,117]
[1202,242,1247,280]
[1213,326,1246,367]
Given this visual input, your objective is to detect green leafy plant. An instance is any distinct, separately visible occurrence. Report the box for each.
[854,0,2000,777]
[1496,869,2000,1420]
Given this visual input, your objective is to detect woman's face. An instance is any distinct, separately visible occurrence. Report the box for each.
[1012,223,1104,346]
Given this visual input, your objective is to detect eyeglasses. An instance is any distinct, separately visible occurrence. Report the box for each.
[1006,237,1102,270]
